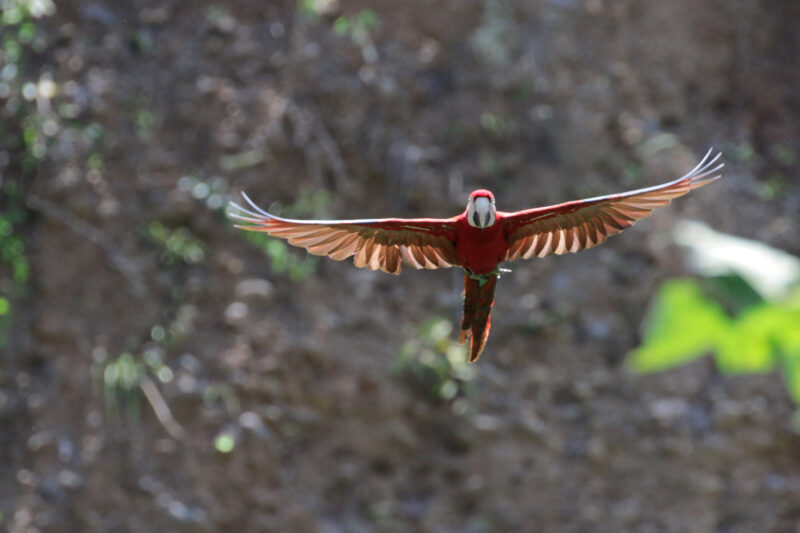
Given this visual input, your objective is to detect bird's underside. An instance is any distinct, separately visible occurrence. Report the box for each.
[229,148,723,362]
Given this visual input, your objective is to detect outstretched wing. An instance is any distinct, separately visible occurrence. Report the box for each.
[503,148,723,261]
[228,193,460,275]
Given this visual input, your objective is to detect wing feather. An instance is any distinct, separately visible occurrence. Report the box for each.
[553,228,567,255]
[327,233,361,260]
[503,149,723,261]
[229,194,459,274]
[312,233,350,255]
[507,235,527,259]
[409,237,430,267]
[574,219,588,250]
[384,245,400,274]
[290,230,344,248]
[421,244,443,268]
[400,246,422,269]
[535,231,552,258]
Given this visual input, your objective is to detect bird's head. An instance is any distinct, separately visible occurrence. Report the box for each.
[467,189,496,229]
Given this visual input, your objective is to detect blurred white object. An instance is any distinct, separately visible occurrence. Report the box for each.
[672,220,800,300]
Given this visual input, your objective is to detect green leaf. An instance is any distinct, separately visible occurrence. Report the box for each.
[333,16,350,35]
[298,0,323,18]
[2,7,23,26]
[716,303,800,374]
[628,279,730,372]
[704,274,765,315]
[775,302,800,401]
[783,354,800,403]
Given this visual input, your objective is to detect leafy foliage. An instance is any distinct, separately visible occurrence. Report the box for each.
[0,182,29,348]
[2,0,56,170]
[95,348,175,422]
[333,9,380,42]
[100,352,146,421]
[628,280,731,373]
[332,9,380,64]
[629,277,800,400]
[146,221,206,266]
[1,0,55,351]
[297,0,334,19]
[394,318,476,405]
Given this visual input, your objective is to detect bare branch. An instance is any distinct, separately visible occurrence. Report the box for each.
[140,376,186,441]
[26,194,148,295]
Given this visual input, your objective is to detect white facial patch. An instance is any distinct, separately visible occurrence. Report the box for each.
[468,196,496,228]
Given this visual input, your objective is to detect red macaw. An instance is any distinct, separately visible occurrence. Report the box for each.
[229,149,722,362]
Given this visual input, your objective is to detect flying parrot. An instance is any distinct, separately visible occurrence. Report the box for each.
[229,149,723,362]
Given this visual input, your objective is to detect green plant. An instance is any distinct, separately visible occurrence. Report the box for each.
[333,9,379,42]
[2,0,57,171]
[298,0,336,19]
[101,352,146,421]
[629,221,800,420]
[1,0,54,25]
[146,221,206,266]
[333,9,380,64]
[629,278,800,401]
[0,182,30,348]
[0,295,10,349]
[393,318,476,404]
[0,0,53,351]
[95,348,176,422]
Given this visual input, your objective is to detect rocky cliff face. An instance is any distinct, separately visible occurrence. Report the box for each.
[1,0,799,531]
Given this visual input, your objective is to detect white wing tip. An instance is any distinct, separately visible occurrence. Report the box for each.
[227,192,275,222]
[685,147,724,184]
[240,191,274,217]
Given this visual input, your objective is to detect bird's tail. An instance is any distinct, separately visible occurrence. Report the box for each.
[458,273,498,363]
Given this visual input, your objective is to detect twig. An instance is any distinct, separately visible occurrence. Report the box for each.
[140,375,186,441]
[26,194,147,295]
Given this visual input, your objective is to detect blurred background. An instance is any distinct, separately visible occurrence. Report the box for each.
[1,0,799,531]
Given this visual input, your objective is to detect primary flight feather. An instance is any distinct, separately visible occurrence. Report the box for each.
[229,148,723,362]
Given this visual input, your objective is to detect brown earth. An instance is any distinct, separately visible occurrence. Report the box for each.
[2,0,800,531]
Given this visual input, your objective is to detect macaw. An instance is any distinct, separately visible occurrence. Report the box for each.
[229,149,722,362]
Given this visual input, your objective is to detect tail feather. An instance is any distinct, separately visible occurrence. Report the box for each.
[459,273,498,362]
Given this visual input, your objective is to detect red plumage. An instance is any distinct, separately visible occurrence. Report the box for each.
[459,273,498,362]
[229,149,722,362]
